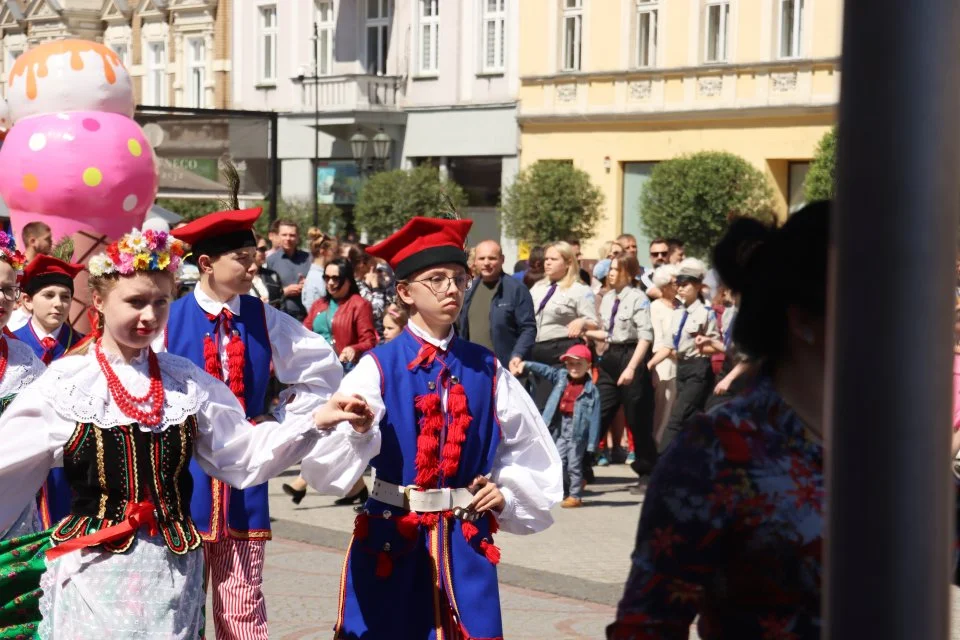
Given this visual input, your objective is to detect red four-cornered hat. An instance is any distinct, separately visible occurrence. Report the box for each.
[171,207,263,258]
[21,255,85,295]
[367,217,473,280]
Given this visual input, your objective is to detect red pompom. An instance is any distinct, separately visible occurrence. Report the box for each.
[225,333,246,409]
[375,550,393,578]
[480,540,501,565]
[396,511,421,539]
[419,512,439,528]
[447,383,468,413]
[353,513,370,541]
[487,512,499,535]
[203,334,219,378]
[460,521,479,542]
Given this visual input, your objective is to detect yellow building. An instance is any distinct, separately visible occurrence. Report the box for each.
[518,0,841,256]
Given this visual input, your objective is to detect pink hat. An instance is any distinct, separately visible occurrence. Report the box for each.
[559,344,592,364]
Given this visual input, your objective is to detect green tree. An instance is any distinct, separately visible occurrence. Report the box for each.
[805,127,837,202]
[354,165,468,241]
[155,198,221,222]
[500,160,604,245]
[639,151,776,258]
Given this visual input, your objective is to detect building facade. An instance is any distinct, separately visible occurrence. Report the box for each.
[232,0,521,248]
[518,0,841,257]
[0,1,232,110]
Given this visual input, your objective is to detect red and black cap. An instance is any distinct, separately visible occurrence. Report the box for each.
[171,207,262,260]
[366,217,473,281]
[21,255,85,296]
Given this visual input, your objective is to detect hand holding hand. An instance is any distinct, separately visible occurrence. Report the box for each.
[314,393,374,432]
[467,476,505,514]
[339,346,357,364]
[509,357,525,376]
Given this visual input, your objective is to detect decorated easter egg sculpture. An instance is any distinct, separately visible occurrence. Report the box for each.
[0,39,157,246]
[0,39,159,331]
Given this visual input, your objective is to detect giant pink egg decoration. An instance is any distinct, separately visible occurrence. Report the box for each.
[0,39,156,248]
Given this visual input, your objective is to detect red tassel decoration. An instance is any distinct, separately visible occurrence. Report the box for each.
[225,332,247,410]
[480,540,501,565]
[413,393,443,488]
[487,511,500,535]
[439,384,472,480]
[460,520,479,543]
[203,334,220,378]
[419,512,439,528]
[396,512,421,540]
[375,550,393,578]
[353,513,370,541]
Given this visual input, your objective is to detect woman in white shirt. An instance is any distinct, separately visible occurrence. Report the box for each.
[647,265,679,443]
[527,241,598,408]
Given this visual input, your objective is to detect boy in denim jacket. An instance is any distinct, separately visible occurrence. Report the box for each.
[516,344,600,508]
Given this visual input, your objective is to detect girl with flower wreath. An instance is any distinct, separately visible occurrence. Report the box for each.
[0,234,46,543]
[0,227,373,639]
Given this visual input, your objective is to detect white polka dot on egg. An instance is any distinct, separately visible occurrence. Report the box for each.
[28,133,46,151]
[122,194,138,212]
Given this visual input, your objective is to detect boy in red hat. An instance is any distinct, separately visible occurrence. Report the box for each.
[13,255,86,528]
[300,216,562,640]
[160,207,343,640]
[514,343,600,508]
[13,255,85,364]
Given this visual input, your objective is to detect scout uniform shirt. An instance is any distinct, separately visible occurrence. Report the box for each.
[599,287,654,345]
[670,298,720,360]
[530,279,596,342]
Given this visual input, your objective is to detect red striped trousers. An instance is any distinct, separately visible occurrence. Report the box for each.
[203,538,268,640]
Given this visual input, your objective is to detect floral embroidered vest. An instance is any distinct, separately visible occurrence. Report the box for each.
[50,418,202,555]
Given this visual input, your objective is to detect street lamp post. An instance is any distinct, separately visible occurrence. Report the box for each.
[350,128,392,176]
[311,21,320,228]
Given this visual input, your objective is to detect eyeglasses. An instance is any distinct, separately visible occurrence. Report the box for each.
[323,275,344,285]
[411,274,473,294]
[256,246,268,253]
[0,286,20,301]
[650,251,668,258]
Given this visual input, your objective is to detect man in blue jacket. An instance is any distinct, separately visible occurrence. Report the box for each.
[459,240,536,370]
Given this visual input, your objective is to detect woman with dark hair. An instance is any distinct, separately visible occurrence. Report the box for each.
[343,244,389,339]
[608,201,831,640]
[523,246,546,290]
[303,258,377,370]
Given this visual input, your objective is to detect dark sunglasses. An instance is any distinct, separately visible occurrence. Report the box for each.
[650,251,668,257]
[323,275,344,284]
[256,245,268,252]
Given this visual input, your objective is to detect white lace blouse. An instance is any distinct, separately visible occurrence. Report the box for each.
[0,348,326,534]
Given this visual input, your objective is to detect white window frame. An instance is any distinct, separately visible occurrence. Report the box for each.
[258,4,278,83]
[635,0,658,68]
[703,0,730,63]
[777,0,804,59]
[481,0,506,74]
[108,42,129,67]
[316,0,335,76]
[418,0,440,76]
[6,49,21,73]
[366,0,390,76]
[146,41,167,106]
[186,37,206,109]
[562,0,583,72]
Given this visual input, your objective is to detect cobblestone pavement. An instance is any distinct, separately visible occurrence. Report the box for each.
[204,463,960,639]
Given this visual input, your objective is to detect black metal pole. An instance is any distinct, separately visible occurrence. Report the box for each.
[269,112,279,223]
[312,21,320,229]
[826,0,960,637]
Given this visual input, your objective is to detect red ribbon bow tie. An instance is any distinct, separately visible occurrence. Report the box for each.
[408,342,444,371]
[40,336,57,365]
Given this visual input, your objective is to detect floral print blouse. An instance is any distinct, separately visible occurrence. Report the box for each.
[609,377,824,640]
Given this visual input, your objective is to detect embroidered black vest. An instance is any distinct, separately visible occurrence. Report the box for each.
[50,418,202,555]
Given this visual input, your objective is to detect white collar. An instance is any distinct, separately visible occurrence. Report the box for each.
[193,285,242,317]
[30,317,62,341]
[407,318,455,351]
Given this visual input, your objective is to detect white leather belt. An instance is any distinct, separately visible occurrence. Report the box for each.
[370,473,476,515]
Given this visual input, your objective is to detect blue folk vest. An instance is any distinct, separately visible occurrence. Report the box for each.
[336,328,505,640]
[165,294,273,541]
[16,325,86,528]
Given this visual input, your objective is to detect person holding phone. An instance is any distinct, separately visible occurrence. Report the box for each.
[656,258,720,452]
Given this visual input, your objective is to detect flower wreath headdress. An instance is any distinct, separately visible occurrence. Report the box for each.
[0,230,26,275]
[88,228,185,277]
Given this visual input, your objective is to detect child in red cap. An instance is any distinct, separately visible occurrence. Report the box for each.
[299,216,562,640]
[514,343,600,508]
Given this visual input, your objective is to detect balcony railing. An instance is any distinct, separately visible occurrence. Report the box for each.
[296,74,404,112]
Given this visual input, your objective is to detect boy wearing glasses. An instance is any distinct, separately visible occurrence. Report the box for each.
[158,207,343,640]
[299,216,562,640]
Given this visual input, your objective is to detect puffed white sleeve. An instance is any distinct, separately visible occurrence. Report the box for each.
[491,362,563,535]
[0,384,75,533]
[300,354,382,496]
[193,370,324,490]
[265,304,343,421]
